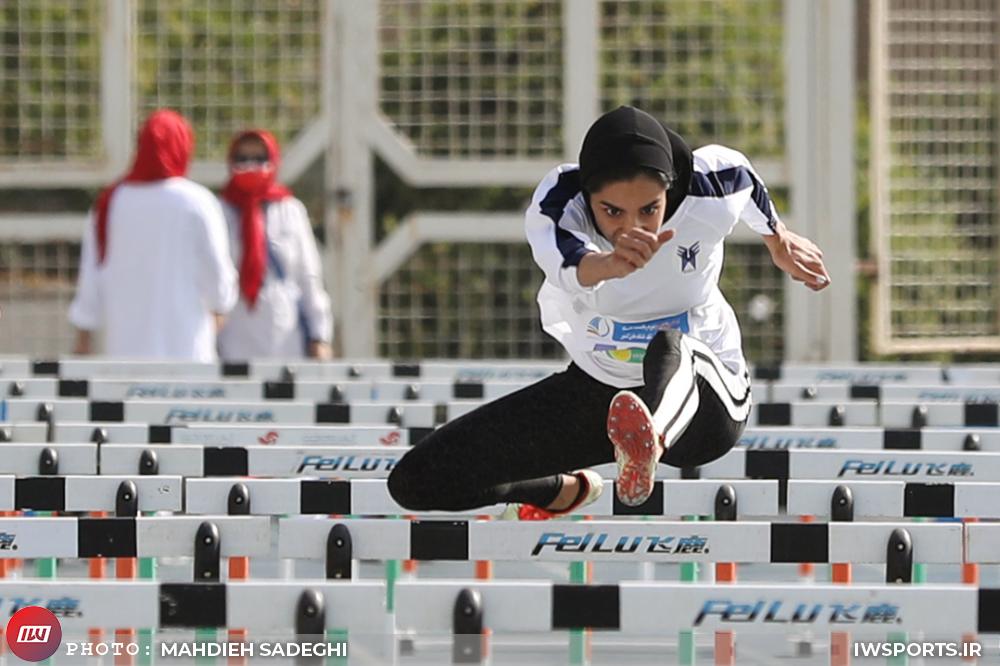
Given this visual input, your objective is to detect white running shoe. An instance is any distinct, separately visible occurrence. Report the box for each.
[608,390,664,506]
[498,470,604,520]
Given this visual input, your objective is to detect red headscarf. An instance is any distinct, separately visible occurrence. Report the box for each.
[94,109,194,263]
[220,129,292,308]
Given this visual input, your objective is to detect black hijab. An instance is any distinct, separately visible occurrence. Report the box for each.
[578,106,694,225]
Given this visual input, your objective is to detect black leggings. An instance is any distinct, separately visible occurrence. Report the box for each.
[388,329,751,511]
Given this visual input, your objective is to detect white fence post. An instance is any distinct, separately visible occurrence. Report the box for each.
[326,0,377,357]
[562,0,600,160]
[101,0,134,179]
[784,0,857,362]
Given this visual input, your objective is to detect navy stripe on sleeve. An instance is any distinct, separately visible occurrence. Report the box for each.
[690,166,776,231]
[539,170,590,267]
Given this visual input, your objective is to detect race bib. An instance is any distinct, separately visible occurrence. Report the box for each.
[586,312,690,363]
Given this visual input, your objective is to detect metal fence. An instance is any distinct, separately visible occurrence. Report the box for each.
[0,0,855,364]
[870,0,1000,352]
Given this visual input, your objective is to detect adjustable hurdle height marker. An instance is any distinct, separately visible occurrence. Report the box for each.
[35,410,58,666]
[136,455,160,666]
[35,432,59,580]
[227,484,251,666]
[830,485,854,666]
[453,588,484,664]
[474,514,493,662]
[886,528,914,666]
[194,522,222,666]
[713,485,737,666]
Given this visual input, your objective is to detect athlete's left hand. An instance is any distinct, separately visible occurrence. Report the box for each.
[309,341,333,360]
[764,222,831,291]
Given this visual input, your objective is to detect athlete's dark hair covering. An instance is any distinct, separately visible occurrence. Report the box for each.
[578,105,694,221]
[579,106,675,189]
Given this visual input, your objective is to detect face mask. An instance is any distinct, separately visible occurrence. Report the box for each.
[229,168,273,194]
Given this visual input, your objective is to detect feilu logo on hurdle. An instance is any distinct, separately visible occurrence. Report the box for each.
[1,598,82,618]
[532,532,709,556]
[693,599,901,626]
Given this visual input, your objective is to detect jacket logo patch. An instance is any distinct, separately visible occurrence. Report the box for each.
[678,242,700,273]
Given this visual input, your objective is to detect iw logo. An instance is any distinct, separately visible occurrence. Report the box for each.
[17,626,50,643]
[5,606,62,661]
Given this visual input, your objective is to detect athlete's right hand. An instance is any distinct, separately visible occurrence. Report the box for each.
[606,227,675,277]
[578,228,674,286]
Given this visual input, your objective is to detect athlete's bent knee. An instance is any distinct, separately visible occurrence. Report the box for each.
[387,458,426,511]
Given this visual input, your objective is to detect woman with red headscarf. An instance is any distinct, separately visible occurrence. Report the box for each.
[69,109,237,361]
[216,130,332,360]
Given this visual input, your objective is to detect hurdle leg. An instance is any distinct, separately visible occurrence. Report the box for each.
[228,557,250,666]
[962,518,979,663]
[678,515,700,666]
[569,514,590,666]
[0,510,11,658]
[89,511,108,653]
[888,521,923,666]
[139,554,156,666]
[116,557,139,666]
[830,562,852,666]
[796,514,817,658]
[711,513,735,666]
[35,510,57,578]
[475,515,493,663]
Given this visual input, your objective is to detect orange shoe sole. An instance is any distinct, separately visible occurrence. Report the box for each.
[608,391,663,507]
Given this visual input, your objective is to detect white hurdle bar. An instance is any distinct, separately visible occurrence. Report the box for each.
[0,475,182,511]
[394,580,1000,635]
[0,580,385,634]
[738,427,994,451]
[2,377,529,403]
[0,516,269,559]
[703,448,994,482]
[184,478,778,517]
[0,357,564,382]
[278,518,963,565]
[3,397,999,429]
[0,398,440,428]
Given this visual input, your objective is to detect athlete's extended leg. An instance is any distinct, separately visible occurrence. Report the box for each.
[608,328,751,505]
[387,364,620,512]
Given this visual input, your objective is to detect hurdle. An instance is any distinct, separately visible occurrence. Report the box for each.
[0,580,385,661]
[0,516,269,564]
[765,382,1000,404]
[183,478,779,517]
[277,518,963,566]
[0,397,441,428]
[393,581,1000,663]
[0,475,182,512]
[738,427,994,451]
[6,358,564,382]
[3,376,532,404]
[0,422,430,446]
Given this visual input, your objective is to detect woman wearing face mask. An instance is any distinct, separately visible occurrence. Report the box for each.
[387,106,830,518]
[70,109,237,361]
[216,130,333,360]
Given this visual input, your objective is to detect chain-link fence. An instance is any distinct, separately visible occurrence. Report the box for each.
[871,0,1000,351]
[379,0,565,158]
[0,239,80,354]
[2,0,813,362]
[0,0,103,161]
[135,0,323,159]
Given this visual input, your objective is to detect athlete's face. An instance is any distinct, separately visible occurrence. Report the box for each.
[588,175,668,244]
